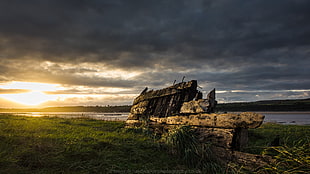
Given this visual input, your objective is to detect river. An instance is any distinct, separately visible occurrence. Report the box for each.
[257,112,310,125]
[1,111,309,125]
[0,112,129,121]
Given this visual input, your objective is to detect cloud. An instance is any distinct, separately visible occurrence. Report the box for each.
[0,98,28,108]
[0,89,30,94]
[44,86,135,95]
[1,0,309,65]
[40,94,136,107]
[0,0,309,104]
[216,90,310,103]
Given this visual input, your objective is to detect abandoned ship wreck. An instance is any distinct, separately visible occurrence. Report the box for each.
[126,80,271,170]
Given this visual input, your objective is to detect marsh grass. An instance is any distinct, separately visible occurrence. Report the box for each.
[259,140,310,173]
[246,123,310,154]
[0,114,186,173]
[246,123,310,173]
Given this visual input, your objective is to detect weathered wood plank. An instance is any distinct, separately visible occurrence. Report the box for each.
[150,112,265,129]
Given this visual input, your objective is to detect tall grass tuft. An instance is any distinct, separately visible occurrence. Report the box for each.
[162,126,226,173]
[258,139,310,174]
[163,126,199,167]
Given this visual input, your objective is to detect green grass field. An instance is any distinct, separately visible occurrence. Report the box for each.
[0,114,190,173]
[246,123,310,154]
[0,114,309,173]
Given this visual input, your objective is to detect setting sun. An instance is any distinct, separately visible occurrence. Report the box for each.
[0,82,59,106]
[1,91,57,106]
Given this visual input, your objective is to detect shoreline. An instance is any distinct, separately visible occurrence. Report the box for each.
[1,111,310,125]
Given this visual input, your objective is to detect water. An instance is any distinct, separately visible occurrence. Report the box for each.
[258,112,310,125]
[0,112,129,121]
[1,111,309,125]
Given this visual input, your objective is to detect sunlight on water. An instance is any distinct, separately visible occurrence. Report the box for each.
[1,112,129,121]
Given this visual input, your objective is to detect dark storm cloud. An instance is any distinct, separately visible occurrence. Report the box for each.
[1,0,309,62]
[0,0,309,102]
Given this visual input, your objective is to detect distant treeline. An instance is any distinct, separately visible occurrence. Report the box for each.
[216,98,310,112]
[1,98,310,113]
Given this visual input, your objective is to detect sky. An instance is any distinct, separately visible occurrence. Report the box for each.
[0,0,309,108]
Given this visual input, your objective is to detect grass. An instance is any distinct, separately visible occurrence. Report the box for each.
[246,123,310,154]
[246,123,310,173]
[1,114,309,173]
[0,114,190,174]
[260,142,309,173]
[162,126,225,173]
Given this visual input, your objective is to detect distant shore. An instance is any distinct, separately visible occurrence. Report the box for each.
[216,98,310,112]
[0,98,309,113]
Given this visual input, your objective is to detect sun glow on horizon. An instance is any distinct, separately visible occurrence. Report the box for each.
[1,91,58,106]
[0,82,60,106]
[0,81,136,107]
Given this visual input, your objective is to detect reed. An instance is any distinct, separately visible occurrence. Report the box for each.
[246,123,310,173]
[259,140,309,173]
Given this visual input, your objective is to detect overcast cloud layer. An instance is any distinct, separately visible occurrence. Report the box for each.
[0,0,310,106]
